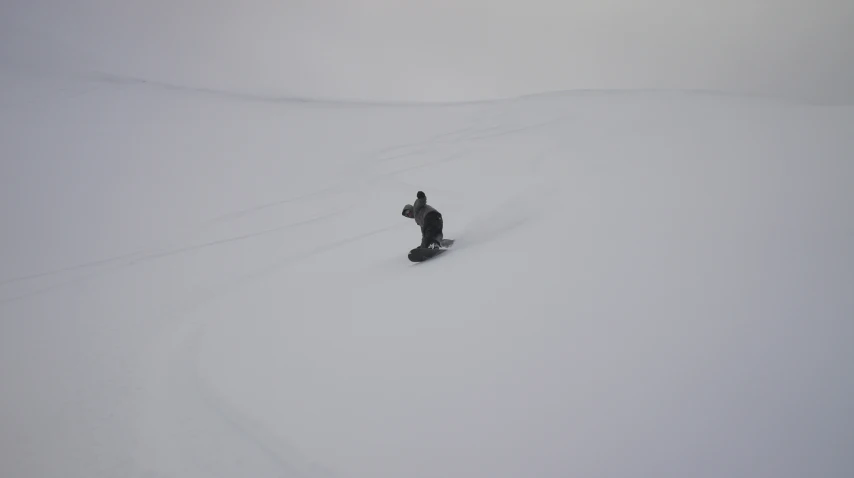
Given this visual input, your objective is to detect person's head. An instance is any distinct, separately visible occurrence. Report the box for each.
[402,204,414,218]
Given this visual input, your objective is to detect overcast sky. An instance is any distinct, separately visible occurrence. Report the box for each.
[2,0,853,102]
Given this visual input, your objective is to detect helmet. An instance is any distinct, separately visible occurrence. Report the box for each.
[402,204,414,218]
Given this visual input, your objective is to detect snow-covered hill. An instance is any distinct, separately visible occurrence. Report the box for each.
[1,69,853,478]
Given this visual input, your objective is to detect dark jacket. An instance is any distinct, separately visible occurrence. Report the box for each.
[412,192,439,227]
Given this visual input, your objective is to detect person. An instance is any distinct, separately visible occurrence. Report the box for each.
[401,191,444,249]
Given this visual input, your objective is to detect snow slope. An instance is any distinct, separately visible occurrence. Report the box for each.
[1,70,853,478]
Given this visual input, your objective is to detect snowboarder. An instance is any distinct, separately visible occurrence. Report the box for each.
[402,191,444,249]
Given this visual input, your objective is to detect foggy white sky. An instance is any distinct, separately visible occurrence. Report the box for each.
[2,0,853,102]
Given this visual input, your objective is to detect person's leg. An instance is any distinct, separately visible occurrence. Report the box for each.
[432,213,443,246]
[421,212,443,248]
[420,225,430,248]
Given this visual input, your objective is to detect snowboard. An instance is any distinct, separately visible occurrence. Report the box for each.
[408,239,454,263]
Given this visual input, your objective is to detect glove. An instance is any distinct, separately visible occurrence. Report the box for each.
[417,191,425,199]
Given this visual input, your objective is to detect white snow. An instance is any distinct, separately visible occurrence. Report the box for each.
[2,68,854,478]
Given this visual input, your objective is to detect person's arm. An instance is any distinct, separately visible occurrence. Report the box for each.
[413,191,426,213]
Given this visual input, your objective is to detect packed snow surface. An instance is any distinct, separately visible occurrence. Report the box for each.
[1,71,853,478]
